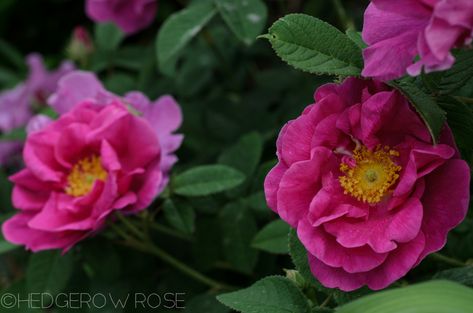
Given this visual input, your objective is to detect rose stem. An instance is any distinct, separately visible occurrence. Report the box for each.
[148,223,192,242]
[111,215,235,291]
[431,253,467,267]
[332,0,355,30]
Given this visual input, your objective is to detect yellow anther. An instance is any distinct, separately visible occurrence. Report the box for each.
[339,145,401,204]
[65,155,107,197]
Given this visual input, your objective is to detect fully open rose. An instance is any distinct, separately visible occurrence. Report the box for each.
[2,101,163,252]
[264,78,470,291]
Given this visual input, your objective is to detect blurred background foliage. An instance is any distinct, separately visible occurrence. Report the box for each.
[0,0,472,312]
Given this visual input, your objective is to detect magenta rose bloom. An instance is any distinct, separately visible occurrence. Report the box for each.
[264,78,470,291]
[0,54,74,165]
[2,101,163,251]
[86,0,157,34]
[362,0,473,81]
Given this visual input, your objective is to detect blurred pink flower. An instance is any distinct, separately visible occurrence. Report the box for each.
[264,78,470,291]
[48,71,183,193]
[362,0,473,81]
[86,0,157,34]
[2,101,162,251]
[0,54,74,165]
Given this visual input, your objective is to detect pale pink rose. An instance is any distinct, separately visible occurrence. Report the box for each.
[0,54,74,165]
[265,78,470,291]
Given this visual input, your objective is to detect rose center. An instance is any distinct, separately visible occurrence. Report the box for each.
[364,169,378,182]
[65,155,107,197]
[339,145,401,204]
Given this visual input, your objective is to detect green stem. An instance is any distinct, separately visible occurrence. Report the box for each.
[115,213,146,240]
[112,215,234,291]
[149,223,192,242]
[454,96,473,105]
[431,253,466,267]
[136,243,235,291]
[332,0,355,30]
[108,221,135,243]
[320,293,333,308]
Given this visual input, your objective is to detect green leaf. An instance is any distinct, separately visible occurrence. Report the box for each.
[26,250,74,295]
[391,79,446,143]
[103,72,136,94]
[156,1,217,76]
[312,309,334,313]
[215,0,268,45]
[332,287,372,306]
[437,96,473,161]
[0,281,43,313]
[244,191,271,218]
[252,220,290,254]
[173,165,246,196]
[192,217,222,270]
[0,127,26,141]
[219,132,263,197]
[345,29,367,49]
[218,132,263,178]
[261,13,363,76]
[220,203,258,274]
[81,240,121,282]
[163,199,196,234]
[0,170,13,210]
[439,50,473,95]
[184,294,231,313]
[0,217,17,254]
[217,276,311,313]
[0,38,26,70]
[433,267,473,288]
[0,240,16,254]
[0,0,15,14]
[95,23,124,51]
[38,107,59,119]
[0,67,20,86]
[336,280,473,313]
[289,229,325,290]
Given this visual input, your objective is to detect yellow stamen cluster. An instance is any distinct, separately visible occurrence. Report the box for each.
[339,145,401,204]
[65,155,107,197]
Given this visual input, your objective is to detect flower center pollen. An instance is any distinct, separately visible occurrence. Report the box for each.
[65,155,107,197]
[339,145,401,204]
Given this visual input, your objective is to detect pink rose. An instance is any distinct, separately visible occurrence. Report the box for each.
[362,0,473,81]
[264,78,470,291]
[2,101,163,252]
[85,0,157,34]
[48,71,183,193]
